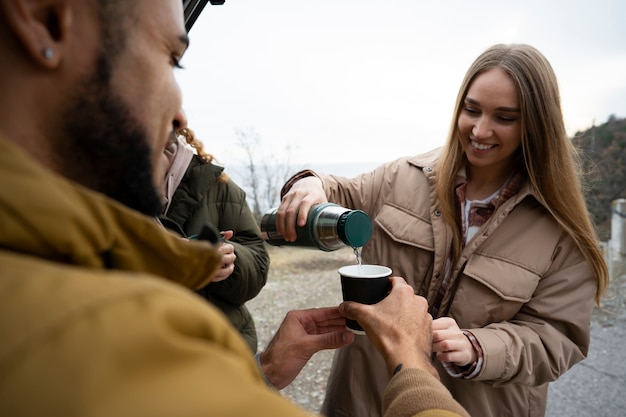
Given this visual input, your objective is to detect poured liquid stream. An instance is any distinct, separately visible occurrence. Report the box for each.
[353,246,363,274]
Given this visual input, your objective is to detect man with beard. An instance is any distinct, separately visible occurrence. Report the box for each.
[0,1,468,416]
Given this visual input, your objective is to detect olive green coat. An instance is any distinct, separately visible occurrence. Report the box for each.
[161,155,270,353]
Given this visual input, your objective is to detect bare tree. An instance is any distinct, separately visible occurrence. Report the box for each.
[235,127,262,220]
[235,127,298,221]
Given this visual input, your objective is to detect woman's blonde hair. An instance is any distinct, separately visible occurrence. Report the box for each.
[176,127,228,182]
[435,44,608,303]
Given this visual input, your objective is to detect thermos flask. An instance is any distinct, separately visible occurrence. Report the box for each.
[260,203,372,251]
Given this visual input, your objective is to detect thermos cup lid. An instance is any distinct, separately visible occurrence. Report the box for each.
[339,210,372,248]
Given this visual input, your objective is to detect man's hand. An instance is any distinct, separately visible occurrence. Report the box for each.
[259,307,354,389]
[275,176,327,241]
[339,276,438,379]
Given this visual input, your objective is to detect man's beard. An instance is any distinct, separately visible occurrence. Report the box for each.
[58,53,163,216]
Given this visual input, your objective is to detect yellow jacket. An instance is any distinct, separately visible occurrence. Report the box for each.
[0,136,468,417]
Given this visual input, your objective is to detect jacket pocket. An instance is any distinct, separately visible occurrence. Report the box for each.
[464,254,540,302]
[452,254,540,327]
[374,204,434,251]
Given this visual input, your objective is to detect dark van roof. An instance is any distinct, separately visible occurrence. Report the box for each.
[184,0,225,32]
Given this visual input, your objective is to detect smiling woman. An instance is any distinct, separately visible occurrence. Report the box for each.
[273,43,609,417]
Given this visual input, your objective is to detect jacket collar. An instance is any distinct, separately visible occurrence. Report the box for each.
[0,136,221,290]
[406,147,541,204]
[162,135,195,214]
[189,154,224,181]
[170,154,225,206]
[407,147,443,179]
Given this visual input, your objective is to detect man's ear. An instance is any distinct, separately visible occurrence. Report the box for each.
[0,0,72,69]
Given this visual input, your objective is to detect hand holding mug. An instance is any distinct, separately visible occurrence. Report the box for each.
[339,276,438,379]
[211,230,235,283]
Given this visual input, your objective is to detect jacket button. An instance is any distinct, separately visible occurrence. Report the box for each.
[434,210,441,216]
[425,167,433,172]
[435,272,441,278]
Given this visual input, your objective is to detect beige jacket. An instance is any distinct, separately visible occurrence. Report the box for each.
[285,149,596,417]
[0,137,468,417]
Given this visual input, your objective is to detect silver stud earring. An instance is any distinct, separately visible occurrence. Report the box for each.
[42,47,54,59]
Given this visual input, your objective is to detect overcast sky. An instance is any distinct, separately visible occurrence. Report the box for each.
[175,0,626,170]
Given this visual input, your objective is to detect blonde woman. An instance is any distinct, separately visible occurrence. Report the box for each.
[275,44,608,417]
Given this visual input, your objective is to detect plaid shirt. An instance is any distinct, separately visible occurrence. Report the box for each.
[455,170,524,244]
[438,168,524,379]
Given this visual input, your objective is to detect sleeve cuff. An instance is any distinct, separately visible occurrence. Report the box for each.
[441,330,483,380]
[254,352,277,389]
[383,368,469,417]
[279,169,318,198]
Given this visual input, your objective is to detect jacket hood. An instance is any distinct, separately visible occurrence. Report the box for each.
[0,136,221,290]
[161,135,195,214]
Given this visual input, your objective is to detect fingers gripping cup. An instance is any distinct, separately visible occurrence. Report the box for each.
[338,265,392,335]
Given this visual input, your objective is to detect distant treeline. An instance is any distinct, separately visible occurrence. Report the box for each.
[573,114,626,241]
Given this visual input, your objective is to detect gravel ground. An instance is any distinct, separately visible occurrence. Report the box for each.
[247,246,352,413]
[248,246,626,415]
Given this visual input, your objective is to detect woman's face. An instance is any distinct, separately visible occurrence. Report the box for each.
[457,67,522,177]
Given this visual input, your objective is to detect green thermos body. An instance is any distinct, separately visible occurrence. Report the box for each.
[260,203,372,251]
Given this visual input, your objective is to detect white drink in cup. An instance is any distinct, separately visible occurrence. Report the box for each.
[338,265,392,335]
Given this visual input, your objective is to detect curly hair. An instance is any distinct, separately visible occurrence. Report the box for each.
[176,127,228,182]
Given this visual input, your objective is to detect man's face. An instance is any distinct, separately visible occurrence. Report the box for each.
[58,0,188,215]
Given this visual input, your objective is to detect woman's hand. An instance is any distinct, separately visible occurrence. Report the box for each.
[276,176,327,241]
[432,317,477,366]
[211,230,235,283]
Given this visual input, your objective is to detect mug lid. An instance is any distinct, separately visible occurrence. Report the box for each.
[340,210,372,247]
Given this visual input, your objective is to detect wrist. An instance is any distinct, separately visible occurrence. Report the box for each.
[254,351,276,389]
[461,330,481,364]
[386,350,437,379]
[280,169,317,198]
